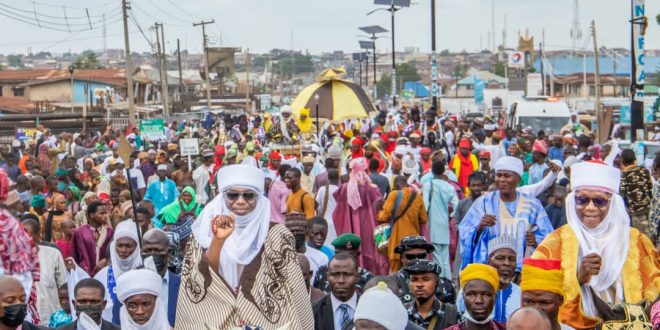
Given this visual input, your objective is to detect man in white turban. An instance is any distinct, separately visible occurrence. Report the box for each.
[459,156,554,272]
[116,267,169,330]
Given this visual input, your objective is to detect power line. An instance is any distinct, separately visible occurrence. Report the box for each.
[0,1,111,19]
[165,0,200,19]
[128,9,154,47]
[141,0,191,25]
[130,0,188,27]
[26,0,116,10]
[0,3,121,30]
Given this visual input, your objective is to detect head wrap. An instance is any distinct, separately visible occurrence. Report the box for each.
[532,140,548,155]
[347,158,372,210]
[157,164,168,171]
[245,141,255,152]
[354,282,408,330]
[565,161,630,317]
[31,194,46,208]
[117,267,169,330]
[571,160,621,194]
[159,186,198,225]
[458,138,471,149]
[460,263,499,291]
[328,144,342,159]
[520,258,566,303]
[479,150,491,158]
[191,165,270,290]
[280,105,292,114]
[420,147,431,155]
[302,155,316,164]
[494,156,523,177]
[110,220,142,278]
[402,157,419,184]
[0,169,10,202]
[65,186,82,201]
[351,137,365,158]
[487,234,517,257]
[297,108,313,133]
[394,145,407,157]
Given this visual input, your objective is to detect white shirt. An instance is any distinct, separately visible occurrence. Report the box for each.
[315,185,338,246]
[192,164,211,205]
[36,245,67,324]
[304,247,329,280]
[93,267,114,321]
[330,293,357,330]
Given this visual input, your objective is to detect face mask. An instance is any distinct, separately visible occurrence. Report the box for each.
[1,303,27,327]
[76,303,103,324]
[143,253,168,275]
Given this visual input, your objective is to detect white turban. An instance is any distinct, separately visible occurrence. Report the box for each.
[192,164,271,290]
[394,145,407,156]
[494,156,523,177]
[280,105,292,114]
[117,268,169,330]
[354,283,408,330]
[110,220,142,278]
[156,164,168,171]
[571,161,621,193]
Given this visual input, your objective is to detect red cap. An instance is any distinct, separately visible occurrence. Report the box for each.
[420,147,432,154]
[458,138,471,149]
[270,151,282,160]
[479,150,491,158]
[352,137,365,146]
[522,258,561,270]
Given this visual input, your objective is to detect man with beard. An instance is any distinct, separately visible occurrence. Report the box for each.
[405,260,459,329]
[270,106,301,145]
[457,235,520,322]
[444,264,506,330]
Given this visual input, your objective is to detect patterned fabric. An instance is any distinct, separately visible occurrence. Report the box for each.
[0,209,40,280]
[396,269,456,305]
[48,309,72,328]
[175,224,313,330]
[339,304,351,330]
[650,180,660,246]
[620,165,653,214]
[532,225,660,329]
[407,299,460,329]
[312,265,374,295]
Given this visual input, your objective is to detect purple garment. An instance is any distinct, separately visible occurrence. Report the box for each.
[312,172,329,194]
[268,180,291,224]
[72,225,113,277]
[140,161,156,182]
[332,182,388,275]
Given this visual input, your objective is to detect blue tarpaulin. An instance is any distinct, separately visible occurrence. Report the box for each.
[403,81,430,98]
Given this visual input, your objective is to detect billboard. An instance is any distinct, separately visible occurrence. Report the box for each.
[207,47,237,75]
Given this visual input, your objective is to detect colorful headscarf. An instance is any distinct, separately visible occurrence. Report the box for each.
[65,185,82,201]
[297,108,313,133]
[347,157,372,210]
[460,263,499,291]
[158,186,200,225]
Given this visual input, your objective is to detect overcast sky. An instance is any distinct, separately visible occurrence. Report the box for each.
[0,0,657,56]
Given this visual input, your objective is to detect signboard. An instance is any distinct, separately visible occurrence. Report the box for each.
[15,128,38,141]
[259,94,272,111]
[526,73,543,97]
[139,119,165,140]
[179,138,199,156]
[508,51,525,69]
[207,47,237,75]
[631,0,645,102]
[620,104,631,125]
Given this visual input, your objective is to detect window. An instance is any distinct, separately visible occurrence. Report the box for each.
[12,87,24,97]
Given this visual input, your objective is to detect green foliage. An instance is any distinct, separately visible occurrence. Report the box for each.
[375,63,421,99]
[73,50,100,69]
[376,74,391,99]
[275,54,314,77]
[7,54,24,68]
[493,63,506,77]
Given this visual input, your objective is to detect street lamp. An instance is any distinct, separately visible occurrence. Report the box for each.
[314,94,320,140]
[358,25,388,93]
[368,0,411,108]
[68,65,75,114]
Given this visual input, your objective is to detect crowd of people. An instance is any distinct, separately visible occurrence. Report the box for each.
[0,105,658,330]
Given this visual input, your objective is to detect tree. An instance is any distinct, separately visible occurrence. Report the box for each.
[493,63,506,77]
[376,74,391,99]
[7,54,24,68]
[375,63,421,99]
[73,50,101,69]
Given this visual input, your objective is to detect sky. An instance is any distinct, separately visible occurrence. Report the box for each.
[0,0,657,56]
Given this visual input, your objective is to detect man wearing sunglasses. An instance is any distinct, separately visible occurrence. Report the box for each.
[393,236,456,307]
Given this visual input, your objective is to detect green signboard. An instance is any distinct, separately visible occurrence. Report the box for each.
[139,119,165,140]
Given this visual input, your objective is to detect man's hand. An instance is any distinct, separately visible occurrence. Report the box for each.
[525,231,537,247]
[548,161,561,173]
[577,253,602,285]
[478,214,497,232]
[211,215,235,241]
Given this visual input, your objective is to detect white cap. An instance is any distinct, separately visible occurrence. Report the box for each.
[354,283,407,330]
[494,156,523,177]
[571,161,621,193]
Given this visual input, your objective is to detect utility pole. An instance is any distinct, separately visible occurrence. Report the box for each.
[245,48,251,113]
[154,24,166,112]
[193,20,215,111]
[540,42,545,95]
[390,5,398,107]
[630,0,646,142]
[121,0,135,124]
[430,0,439,111]
[159,23,170,116]
[591,20,602,142]
[177,38,183,110]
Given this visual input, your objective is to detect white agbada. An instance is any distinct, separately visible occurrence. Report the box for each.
[191,164,271,290]
[315,184,338,247]
[567,161,630,317]
[116,267,169,330]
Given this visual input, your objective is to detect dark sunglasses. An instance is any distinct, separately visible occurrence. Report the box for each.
[403,252,427,260]
[575,196,609,208]
[224,191,258,202]
[479,158,490,161]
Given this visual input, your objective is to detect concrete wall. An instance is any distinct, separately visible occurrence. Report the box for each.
[27,80,70,102]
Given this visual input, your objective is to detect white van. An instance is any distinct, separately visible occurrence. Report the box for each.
[506,97,571,133]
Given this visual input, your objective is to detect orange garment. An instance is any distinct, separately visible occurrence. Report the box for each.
[18,154,30,174]
[285,188,316,219]
[377,188,428,272]
[533,226,659,329]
